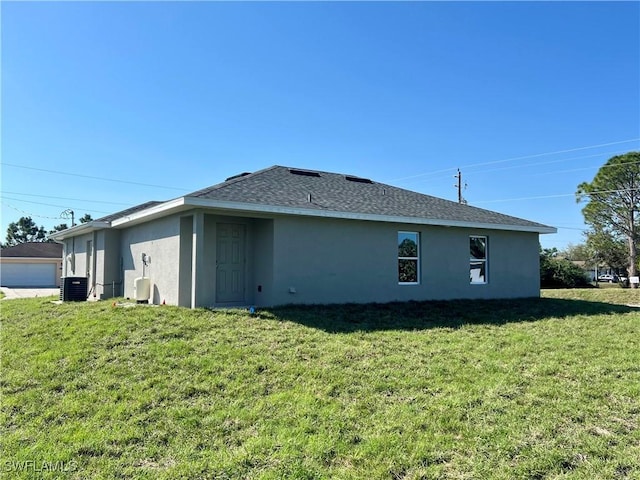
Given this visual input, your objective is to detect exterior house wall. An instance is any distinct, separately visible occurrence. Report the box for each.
[60,230,122,300]
[62,233,93,280]
[424,226,540,300]
[174,213,275,308]
[64,211,540,308]
[178,215,194,307]
[199,214,218,306]
[59,233,94,299]
[271,216,392,305]
[252,218,275,307]
[484,229,540,298]
[268,216,540,305]
[119,215,181,305]
[196,214,274,307]
[94,230,122,299]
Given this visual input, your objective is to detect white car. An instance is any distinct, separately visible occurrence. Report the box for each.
[597,274,617,283]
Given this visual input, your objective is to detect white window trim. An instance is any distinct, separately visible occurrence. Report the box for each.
[470,235,488,285]
[398,231,420,285]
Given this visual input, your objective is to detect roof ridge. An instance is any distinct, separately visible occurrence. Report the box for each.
[187,165,281,197]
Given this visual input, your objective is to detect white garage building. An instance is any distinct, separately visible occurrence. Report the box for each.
[0,242,62,288]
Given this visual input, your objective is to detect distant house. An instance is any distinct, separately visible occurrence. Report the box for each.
[568,260,620,282]
[49,165,556,307]
[0,242,63,287]
[568,260,594,282]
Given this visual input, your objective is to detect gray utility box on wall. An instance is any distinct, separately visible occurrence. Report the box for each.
[60,277,88,302]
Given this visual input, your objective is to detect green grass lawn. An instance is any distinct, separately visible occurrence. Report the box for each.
[2,291,639,479]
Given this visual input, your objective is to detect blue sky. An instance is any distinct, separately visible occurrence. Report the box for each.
[2,1,639,249]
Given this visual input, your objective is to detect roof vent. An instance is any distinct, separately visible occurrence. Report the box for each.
[289,168,321,177]
[345,175,373,184]
[225,172,252,182]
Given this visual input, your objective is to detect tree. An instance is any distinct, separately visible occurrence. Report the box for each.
[4,217,47,247]
[398,238,417,257]
[584,230,628,274]
[577,151,640,284]
[49,213,92,233]
[559,243,591,262]
[540,246,590,288]
[49,223,69,235]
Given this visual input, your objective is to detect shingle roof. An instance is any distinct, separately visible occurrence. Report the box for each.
[0,242,63,258]
[96,201,163,223]
[187,165,552,230]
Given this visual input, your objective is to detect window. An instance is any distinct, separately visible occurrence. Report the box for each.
[470,236,488,284]
[398,232,419,284]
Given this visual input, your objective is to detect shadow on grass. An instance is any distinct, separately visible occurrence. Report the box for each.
[266,298,638,333]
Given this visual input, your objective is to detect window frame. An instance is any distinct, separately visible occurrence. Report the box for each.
[470,235,488,285]
[398,231,420,285]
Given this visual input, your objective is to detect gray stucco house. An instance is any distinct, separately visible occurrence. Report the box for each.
[50,165,555,307]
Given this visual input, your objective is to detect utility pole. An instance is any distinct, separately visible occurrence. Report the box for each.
[61,209,75,227]
[454,169,467,204]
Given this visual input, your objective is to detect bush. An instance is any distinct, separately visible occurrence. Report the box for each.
[541,256,591,288]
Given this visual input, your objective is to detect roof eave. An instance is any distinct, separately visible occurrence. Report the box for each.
[110,198,188,228]
[185,198,557,234]
[48,221,111,241]
[107,196,556,234]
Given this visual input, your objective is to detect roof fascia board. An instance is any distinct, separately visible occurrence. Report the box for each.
[110,198,187,227]
[48,221,111,241]
[106,195,556,234]
[184,197,557,234]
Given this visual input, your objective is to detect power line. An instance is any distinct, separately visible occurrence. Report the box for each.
[393,149,639,197]
[424,154,640,204]
[474,193,577,204]
[390,138,640,182]
[0,196,112,214]
[555,226,588,232]
[2,203,67,221]
[460,138,640,172]
[463,149,634,178]
[0,191,132,206]
[2,162,193,192]
[474,187,639,205]
[3,140,637,197]
[399,147,640,185]
[528,160,640,178]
